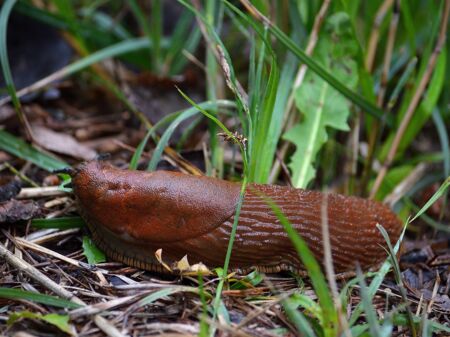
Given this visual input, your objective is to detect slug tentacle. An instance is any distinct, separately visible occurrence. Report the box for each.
[72,161,403,275]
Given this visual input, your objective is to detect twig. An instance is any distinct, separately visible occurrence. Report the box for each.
[16,186,66,199]
[0,241,84,305]
[383,162,427,207]
[365,0,395,72]
[370,0,450,198]
[94,315,127,337]
[426,271,440,313]
[69,295,140,319]
[3,162,39,187]
[14,237,102,272]
[377,0,400,107]
[26,228,80,245]
[1,238,127,337]
[361,0,400,195]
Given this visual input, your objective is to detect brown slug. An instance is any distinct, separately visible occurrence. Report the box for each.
[71,161,402,274]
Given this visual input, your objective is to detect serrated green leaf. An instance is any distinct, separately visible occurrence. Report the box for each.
[82,236,106,265]
[284,13,358,188]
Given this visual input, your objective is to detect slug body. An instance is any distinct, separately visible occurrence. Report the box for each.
[72,162,402,274]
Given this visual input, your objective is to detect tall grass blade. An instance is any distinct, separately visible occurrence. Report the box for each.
[147,100,236,171]
[0,130,67,171]
[262,194,337,336]
[32,217,85,229]
[0,0,21,114]
[0,288,82,309]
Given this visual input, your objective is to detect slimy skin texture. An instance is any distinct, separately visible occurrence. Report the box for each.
[72,161,403,274]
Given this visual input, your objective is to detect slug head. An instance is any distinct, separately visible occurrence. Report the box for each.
[71,161,241,243]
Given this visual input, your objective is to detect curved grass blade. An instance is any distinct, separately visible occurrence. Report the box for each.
[284,296,317,337]
[136,286,209,308]
[0,288,82,309]
[129,110,186,170]
[262,194,337,336]
[147,99,236,171]
[0,0,21,113]
[410,177,450,223]
[349,222,407,326]
[0,37,169,106]
[355,268,384,337]
[432,109,449,177]
[0,130,68,171]
[377,224,416,336]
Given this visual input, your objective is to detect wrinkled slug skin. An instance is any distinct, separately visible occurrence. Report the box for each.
[72,162,403,274]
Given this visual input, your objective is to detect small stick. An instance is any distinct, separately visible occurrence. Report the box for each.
[14,237,99,271]
[365,0,395,72]
[16,186,66,199]
[0,241,84,305]
[383,163,427,207]
[0,240,127,337]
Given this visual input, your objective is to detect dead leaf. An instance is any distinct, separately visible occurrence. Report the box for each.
[32,125,97,160]
[0,179,21,202]
[0,199,40,223]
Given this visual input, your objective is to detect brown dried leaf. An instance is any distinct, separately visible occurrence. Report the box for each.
[32,125,97,160]
[0,199,40,223]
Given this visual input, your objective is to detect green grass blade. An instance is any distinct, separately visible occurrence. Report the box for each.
[0,37,170,106]
[137,286,208,308]
[283,296,317,337]
[349,223,407,326]
[7,311,72,334]
[128,0,153,66]
[150,0,162,72]
[0,0,21,114]
[0,130,68,171]
[432,109,450,177]
[262,195,337,336]
[165,10,200,75]
[248,55,280,183]
[80,8,132,40]
[377,224,416,337]
[32,217,85,229]
[129,110,186,170]
[213,179,247,319]
[393,313,450,334]
[0,288,82,309]
[410,177,450,222]
[63,37,152,76]
[355,269,383,337]
[178,0,251,134]
[147,100,236,171]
